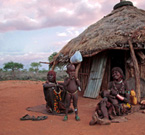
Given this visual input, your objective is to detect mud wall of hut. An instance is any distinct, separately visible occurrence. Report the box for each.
[126,61,145,80]
[125,50,145,80]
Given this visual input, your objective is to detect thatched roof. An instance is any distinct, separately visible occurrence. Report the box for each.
[54,4,145,63]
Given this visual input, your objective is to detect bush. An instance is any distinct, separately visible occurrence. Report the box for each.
[0,70,67,81]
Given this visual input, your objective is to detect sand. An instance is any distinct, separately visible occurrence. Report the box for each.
[0,80,145,135]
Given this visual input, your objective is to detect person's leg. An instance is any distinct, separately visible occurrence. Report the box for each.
[99,100,111,125]
[100,101,109,119]
[89,112,99,125]
[43,87,48,102]
[96,105,103,118]
[43,88,52,112]
[107,103,115,120]
[109,98,120,116]
[47,89,54,112]
[63,93,71,121]
[89,101,111,125]
[73,93,80,121]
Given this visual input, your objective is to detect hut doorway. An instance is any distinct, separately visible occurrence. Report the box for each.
[110,50,125,81]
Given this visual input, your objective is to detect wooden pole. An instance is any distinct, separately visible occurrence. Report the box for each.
[52,61,57,70]
[128,39,140,102]
[39,61,57,70]
[39,61,50,64]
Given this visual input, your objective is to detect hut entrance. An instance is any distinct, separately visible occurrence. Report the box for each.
[110,50,125,81]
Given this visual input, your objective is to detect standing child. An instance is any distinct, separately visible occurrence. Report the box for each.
[63,64,81,121]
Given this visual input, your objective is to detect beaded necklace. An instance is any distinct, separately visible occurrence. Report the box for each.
[112,79,125,93]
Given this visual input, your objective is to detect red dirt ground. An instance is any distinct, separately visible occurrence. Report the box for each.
[0,80,145,135]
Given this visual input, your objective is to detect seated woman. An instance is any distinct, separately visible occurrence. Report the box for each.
[43,70,65,114]
[89,67,131,125]
[108,67,131,115]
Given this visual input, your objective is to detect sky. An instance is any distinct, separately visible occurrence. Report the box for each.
[0,0,145,70]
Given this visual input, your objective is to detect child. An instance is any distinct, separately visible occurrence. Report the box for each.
[63,64,81,121]
[89,90,114,125]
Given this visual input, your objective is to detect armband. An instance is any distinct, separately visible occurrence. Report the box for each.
[78,87,81,92]
[116,94,124,101]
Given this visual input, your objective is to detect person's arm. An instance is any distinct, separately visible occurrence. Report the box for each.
[75,78,80,86]
[57,83,65,92]
[64,77,70,86]
[57,83,64,89]
[108,82,118,98]
[113,81,129,103]
[43,83,56,88]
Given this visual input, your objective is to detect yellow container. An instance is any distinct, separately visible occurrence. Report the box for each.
[131,96,137,105]
[130,90,136,96]
[130,90,137,105]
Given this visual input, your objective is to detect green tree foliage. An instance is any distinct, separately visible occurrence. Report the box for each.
[48,52,65,70]
[48,52,57,62]
[3,61,24,78]
[30,62,42,73]
[3,61,23,71]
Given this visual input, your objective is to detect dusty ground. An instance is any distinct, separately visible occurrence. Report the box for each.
[0,80,145,135]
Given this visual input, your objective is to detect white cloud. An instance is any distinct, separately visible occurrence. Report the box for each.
[58,8,74,15]
[57,32,67,37]
[0,0,143,33]
[0,0,144,70]
[0,0,114,32]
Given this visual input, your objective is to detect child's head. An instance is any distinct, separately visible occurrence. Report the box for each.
[100,90,110,98]
[67,64,75,72]
[66,64,76,78]
[47,70,56,82]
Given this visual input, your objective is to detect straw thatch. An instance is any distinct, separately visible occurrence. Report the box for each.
[54,5,145,63]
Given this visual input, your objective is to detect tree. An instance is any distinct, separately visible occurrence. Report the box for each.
[30,62,42,73]
[3,61,24,78]
[48,52,57,62]
[48,52,65,70]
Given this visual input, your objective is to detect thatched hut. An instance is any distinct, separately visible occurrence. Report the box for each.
[52,1,145,100]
